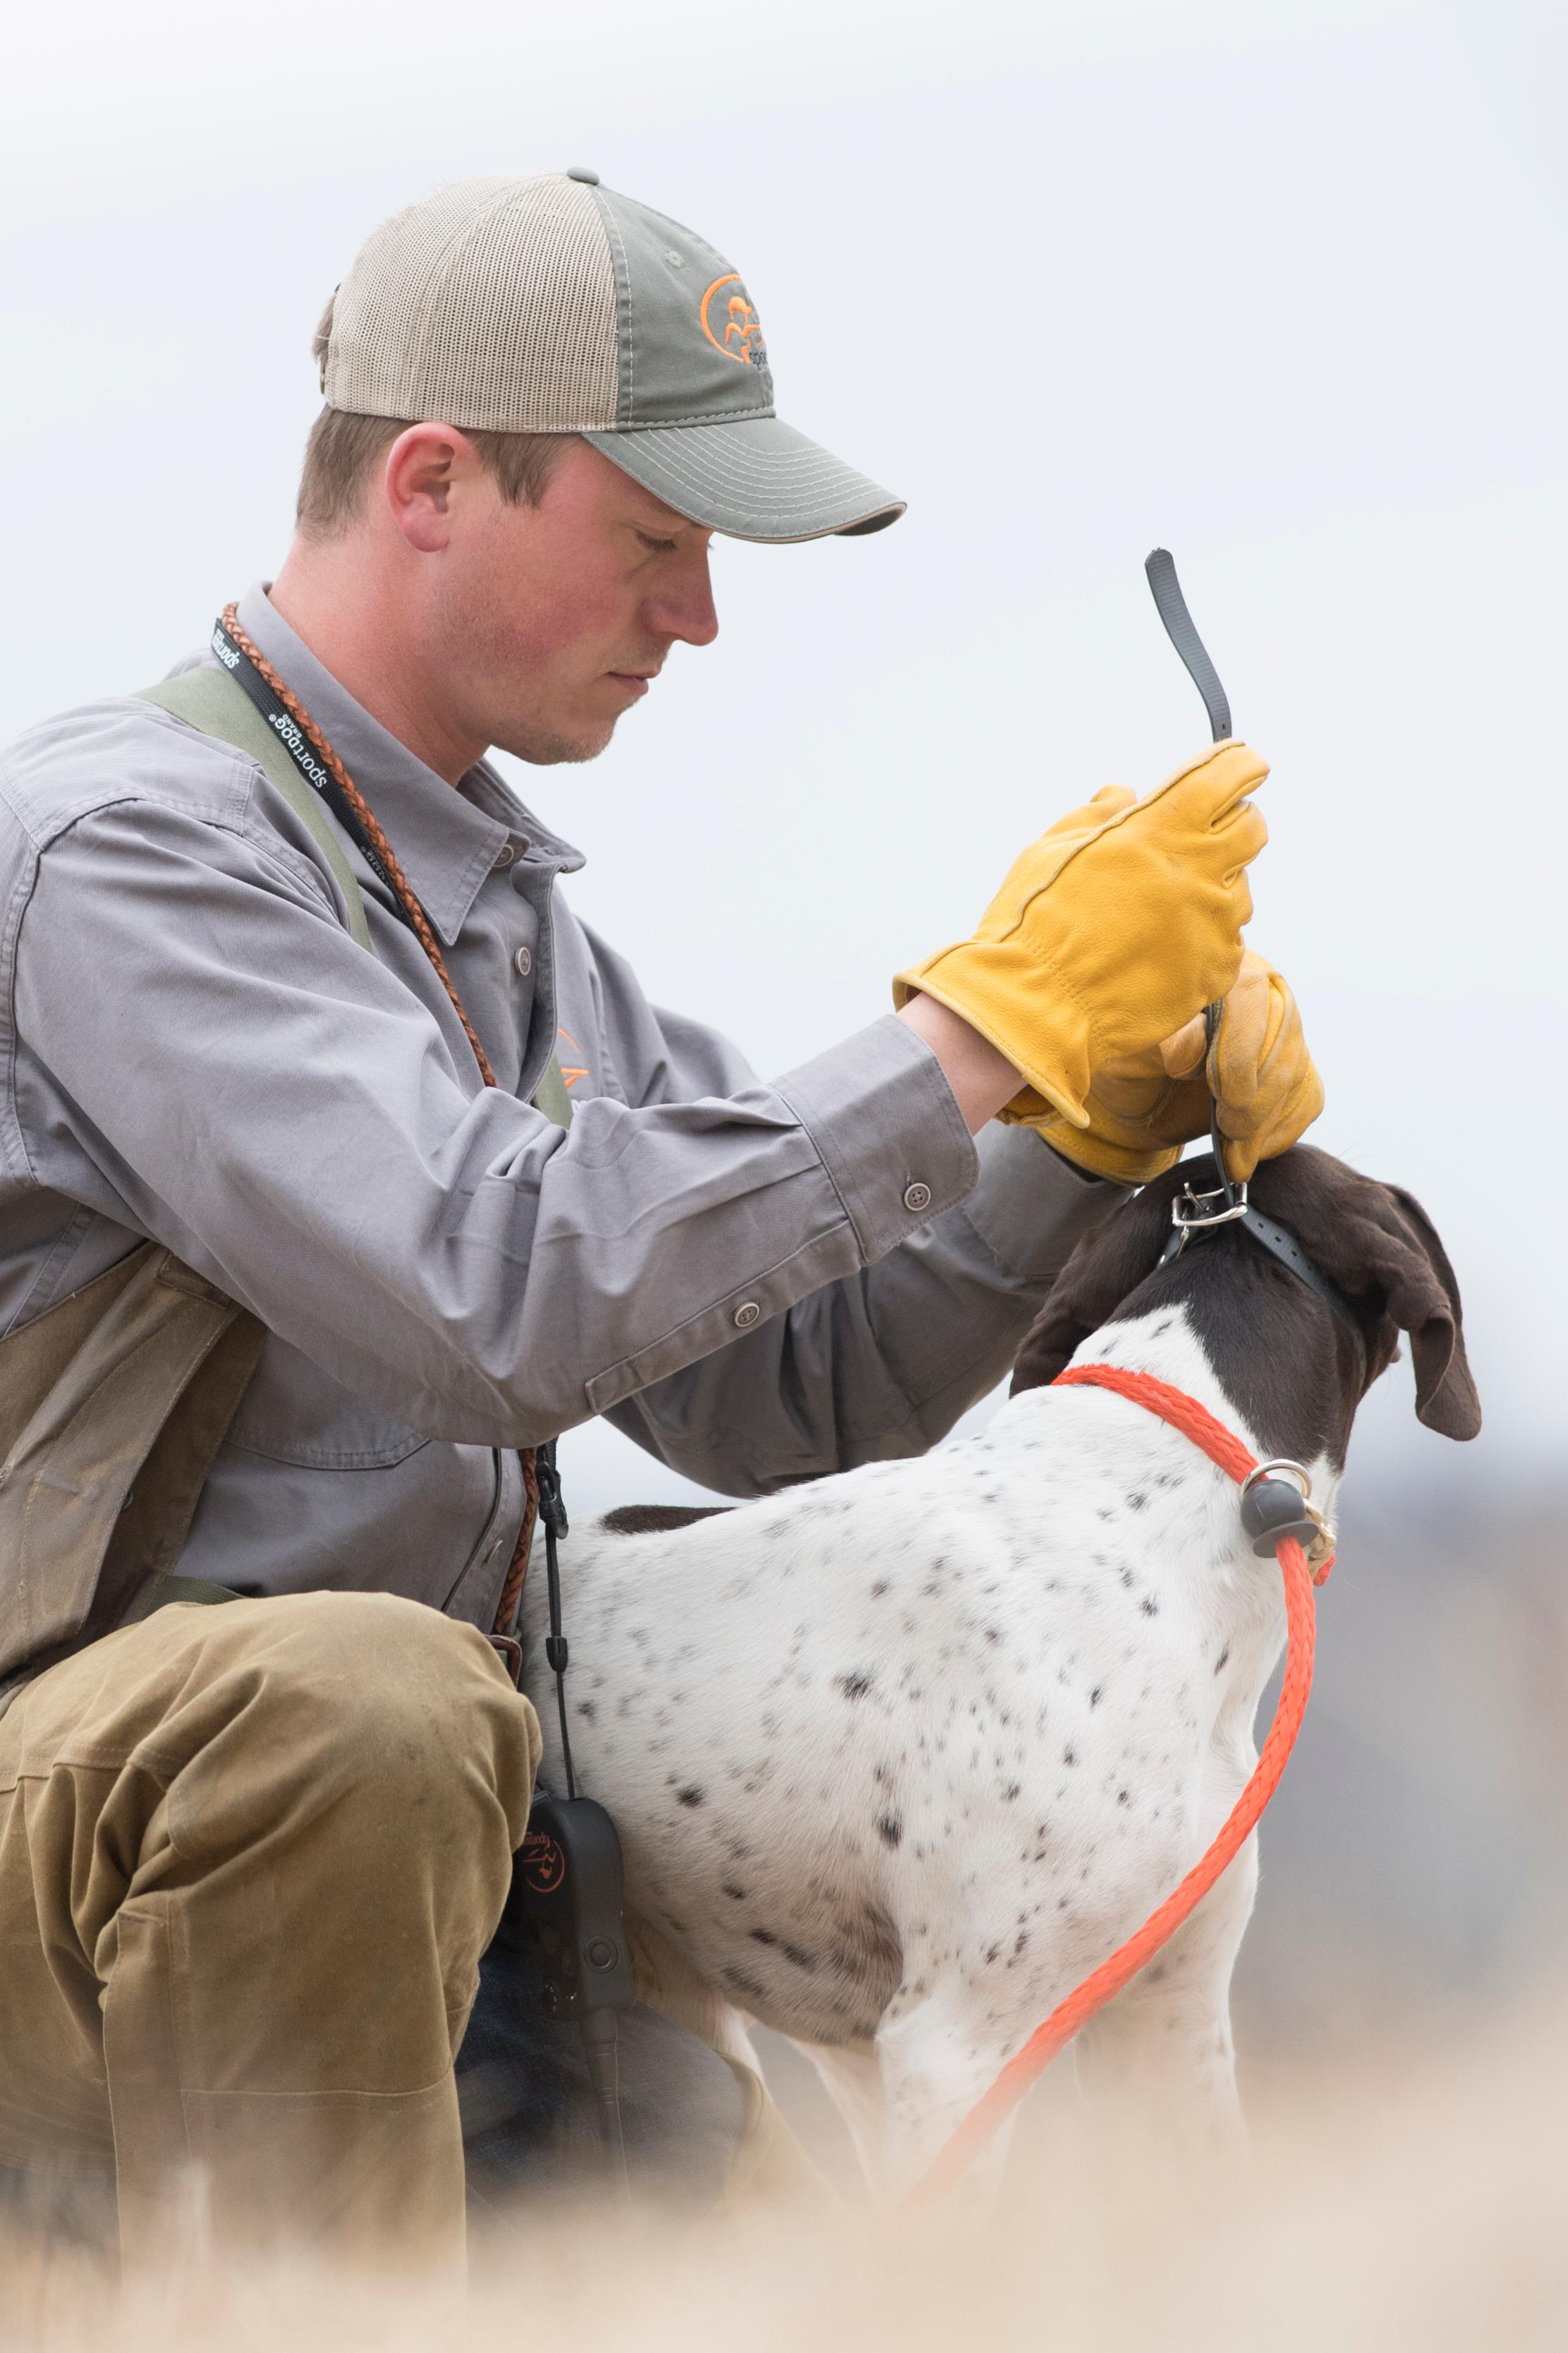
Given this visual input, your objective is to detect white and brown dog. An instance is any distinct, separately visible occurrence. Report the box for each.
[521,1147,1480,2196]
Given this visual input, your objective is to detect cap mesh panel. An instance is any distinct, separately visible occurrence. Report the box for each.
[326,174,619,432]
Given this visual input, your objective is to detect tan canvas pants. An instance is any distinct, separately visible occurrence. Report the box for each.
[0,1591,540,2270]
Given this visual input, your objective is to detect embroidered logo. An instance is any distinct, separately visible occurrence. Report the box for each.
[699,273,767,370]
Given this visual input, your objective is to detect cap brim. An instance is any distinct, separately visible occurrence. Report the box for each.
[583,415,904,543]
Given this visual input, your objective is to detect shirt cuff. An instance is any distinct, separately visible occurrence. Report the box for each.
[773,1014,978,1263]
[960,1122,1126,1283]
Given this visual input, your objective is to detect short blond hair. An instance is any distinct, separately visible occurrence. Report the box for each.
[296,298,574,538]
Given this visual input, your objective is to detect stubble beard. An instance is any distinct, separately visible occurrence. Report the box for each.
[497,712,621,767]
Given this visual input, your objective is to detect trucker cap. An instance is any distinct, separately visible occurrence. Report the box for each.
[320,170,905,544]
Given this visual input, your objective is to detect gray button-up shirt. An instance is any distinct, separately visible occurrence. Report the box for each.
[0,586,1114,1633]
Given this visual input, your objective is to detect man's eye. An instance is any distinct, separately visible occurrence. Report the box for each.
[636,531,679,554]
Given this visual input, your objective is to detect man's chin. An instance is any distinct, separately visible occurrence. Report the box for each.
[500,717,620,768]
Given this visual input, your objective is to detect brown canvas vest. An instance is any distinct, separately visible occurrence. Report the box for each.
[0,665,571,1716]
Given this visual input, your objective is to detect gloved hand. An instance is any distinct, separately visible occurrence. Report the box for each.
[894,742,1268,1128]
[1008,950,1324,1184]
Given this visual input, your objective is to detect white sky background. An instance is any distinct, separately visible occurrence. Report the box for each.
[2,0,1563,1509]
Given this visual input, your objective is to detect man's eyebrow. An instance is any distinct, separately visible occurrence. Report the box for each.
[626,501,695,535]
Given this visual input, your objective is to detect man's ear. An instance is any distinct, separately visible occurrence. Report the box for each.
[383,423,468,551]
[1011,1178,1176,1394]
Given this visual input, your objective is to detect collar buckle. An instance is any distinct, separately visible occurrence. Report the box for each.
[1170,1178,1251,1238]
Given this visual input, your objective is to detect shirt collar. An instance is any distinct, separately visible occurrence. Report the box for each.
[233,583,585,945]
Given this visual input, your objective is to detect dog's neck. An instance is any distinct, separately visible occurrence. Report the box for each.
[1036,1227,1365,1491]
[1054,1303,1331,1504]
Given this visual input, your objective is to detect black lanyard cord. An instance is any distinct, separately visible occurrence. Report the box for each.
[212,615,411,917]
[210,605,500,1091]
[536,1441,576,1799]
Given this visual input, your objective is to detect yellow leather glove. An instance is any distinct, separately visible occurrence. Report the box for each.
[894,742,1268,1130]
[1011,950,1325,1184]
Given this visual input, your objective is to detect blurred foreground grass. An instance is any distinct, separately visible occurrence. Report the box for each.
[6,1464,1563,2350]
[7,1980,1565,2353]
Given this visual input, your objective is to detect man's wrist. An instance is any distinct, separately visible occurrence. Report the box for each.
[896,993,1021,1135]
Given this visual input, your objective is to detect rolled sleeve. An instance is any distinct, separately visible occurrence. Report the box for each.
[580,1020,975,1416]
[960,1122,1123,1282]
[771,1014,978,1259]
[606,1119,1124,1496]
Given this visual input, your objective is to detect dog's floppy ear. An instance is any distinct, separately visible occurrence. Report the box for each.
[1252,1150,1481,1440]
[1375,1184,1482,1439]
[1011,1179,1176,1394]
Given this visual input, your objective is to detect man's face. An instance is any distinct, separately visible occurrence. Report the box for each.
[423,437,719,767]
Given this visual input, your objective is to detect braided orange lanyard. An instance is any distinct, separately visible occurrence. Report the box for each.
[220,604,499,1090]
[218,605,543,1643]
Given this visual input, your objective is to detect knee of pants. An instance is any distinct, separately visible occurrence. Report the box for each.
[145,1592,542,1870]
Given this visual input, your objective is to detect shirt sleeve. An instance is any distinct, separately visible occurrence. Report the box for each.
[602,1123,1123,1496]
[564,918,1124,1492]
[6,788,978,1448]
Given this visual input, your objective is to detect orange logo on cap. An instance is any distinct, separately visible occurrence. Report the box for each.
[699,273,767,368]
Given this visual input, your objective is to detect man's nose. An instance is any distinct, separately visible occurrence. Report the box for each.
[645,543,719,649]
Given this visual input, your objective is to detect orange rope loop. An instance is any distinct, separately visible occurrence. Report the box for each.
[903,1362,1326,2205]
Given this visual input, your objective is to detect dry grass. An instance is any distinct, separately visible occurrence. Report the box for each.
[5,1985,1564,2353]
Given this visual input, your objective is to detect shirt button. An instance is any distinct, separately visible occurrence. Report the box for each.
[904,1181,932,1214]
[733,1300,761,1329]
[493,843,516,869]
[514,945,533,977]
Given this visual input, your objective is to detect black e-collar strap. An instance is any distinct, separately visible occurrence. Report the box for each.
[1160,1182,1368,1375]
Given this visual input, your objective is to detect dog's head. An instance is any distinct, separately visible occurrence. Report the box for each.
[1011,1145,1481,1465]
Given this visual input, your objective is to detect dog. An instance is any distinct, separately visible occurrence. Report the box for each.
[521,1147,1480,2197]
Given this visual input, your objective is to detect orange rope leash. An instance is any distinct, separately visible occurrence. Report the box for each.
[903,1362,1328,2205]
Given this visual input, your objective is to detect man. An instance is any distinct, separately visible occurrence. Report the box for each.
[0,171,1319,2265]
